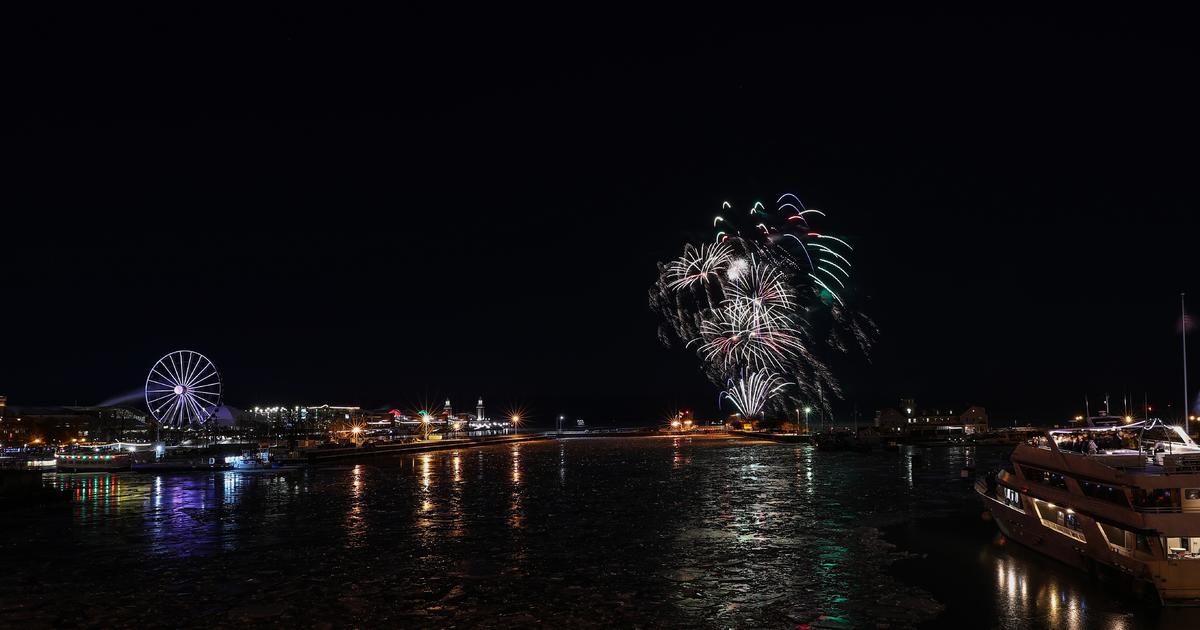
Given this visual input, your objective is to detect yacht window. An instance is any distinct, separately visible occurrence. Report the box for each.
[1131,488,1182,512]
[1000,486,1024,511]
[1098,522,1131,549]
[1163,537,1200,559]
[1079,479,1130,507]
[1136,534,1152,554]
[1021,465,1069,490]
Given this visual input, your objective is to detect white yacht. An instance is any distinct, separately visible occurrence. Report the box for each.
[977,418,1200,605]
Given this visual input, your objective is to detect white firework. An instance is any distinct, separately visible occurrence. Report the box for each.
[726,257,749,281]
[665,242,733,291]
[721,370,788,418]
[726,255,794,309]
[692,301,807,371]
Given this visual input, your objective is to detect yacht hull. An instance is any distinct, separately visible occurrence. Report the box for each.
[979,485,1200,605]
[983,494,1093,573]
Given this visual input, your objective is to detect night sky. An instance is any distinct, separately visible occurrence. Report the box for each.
[8,9,1197,426]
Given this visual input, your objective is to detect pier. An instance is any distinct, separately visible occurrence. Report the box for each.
[300,432,553,464]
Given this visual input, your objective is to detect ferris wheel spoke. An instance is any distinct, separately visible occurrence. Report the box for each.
[190,387,220,402]
[158,396,182,426]
[178,352,196,388]
[182,396,198,425]
[192,396,213,423]
[169,397,186,425]
[147,392,176,406]
[150,367,179,387]
[178,352,194,387]
[184,394,200,424]
[147,378,178,390]
[191,398,219,417]
[186,392,213,423]
[166,353,184,386]
[151,369,178,387]
[186,365,215,387]
[183,353,204,387]
[174,353,191,389]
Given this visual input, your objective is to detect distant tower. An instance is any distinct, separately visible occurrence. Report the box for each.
[443,398,453,417]
[476,397,485,421]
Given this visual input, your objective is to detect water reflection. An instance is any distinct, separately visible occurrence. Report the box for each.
[11,440,1197,628]
[344,464,366,548]
[558,441,566,485]
[418,453,435,518]
[448,450,465,538]
[508,443,524,529]
[47,474,128,522]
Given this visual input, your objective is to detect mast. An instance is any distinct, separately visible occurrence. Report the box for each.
[1184,292,1190,432]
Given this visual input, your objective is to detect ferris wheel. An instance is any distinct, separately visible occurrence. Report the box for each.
[145,350,223,427]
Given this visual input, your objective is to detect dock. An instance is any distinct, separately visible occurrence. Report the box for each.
[728,430,811,443]
[299,432,553,464]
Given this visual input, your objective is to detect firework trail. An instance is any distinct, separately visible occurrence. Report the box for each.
[720,370,788,419]
[651,194,876,419]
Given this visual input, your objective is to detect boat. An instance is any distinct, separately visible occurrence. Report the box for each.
[54,451,132,472]
[977,418,1200,605]
[812,428,878,452]
[132,457,231,472]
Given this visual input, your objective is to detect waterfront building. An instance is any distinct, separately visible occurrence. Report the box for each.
[875,399,989,436]
[0,403,149,445]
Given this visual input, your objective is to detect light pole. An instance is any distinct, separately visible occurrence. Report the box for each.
[804,406,812,434]
[558,414,564,437]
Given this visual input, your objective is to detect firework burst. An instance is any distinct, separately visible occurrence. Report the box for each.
[720,370,788,419]
[651,194,875,420]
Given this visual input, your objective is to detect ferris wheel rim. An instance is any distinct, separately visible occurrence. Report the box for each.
[144,349,222,427]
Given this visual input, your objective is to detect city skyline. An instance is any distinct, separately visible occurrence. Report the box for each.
[7,9,1197,424]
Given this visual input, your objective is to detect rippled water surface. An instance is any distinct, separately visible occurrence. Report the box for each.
[2,436,1198,628]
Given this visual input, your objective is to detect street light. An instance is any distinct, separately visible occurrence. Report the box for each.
[558,414,565,436]
[803,406,812,434]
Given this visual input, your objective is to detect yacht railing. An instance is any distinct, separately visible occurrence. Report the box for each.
[1132,506,1184,514]
[1040,518,1087,542]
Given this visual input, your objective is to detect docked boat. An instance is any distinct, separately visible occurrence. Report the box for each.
[54,451,132,472]
[132,456,231,472]
[977,418,1200,605]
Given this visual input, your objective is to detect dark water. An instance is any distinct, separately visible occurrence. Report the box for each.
[1,436,1197,628]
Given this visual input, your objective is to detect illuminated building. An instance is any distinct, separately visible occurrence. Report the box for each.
[875,399,989,436]
[0,403,148,444]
